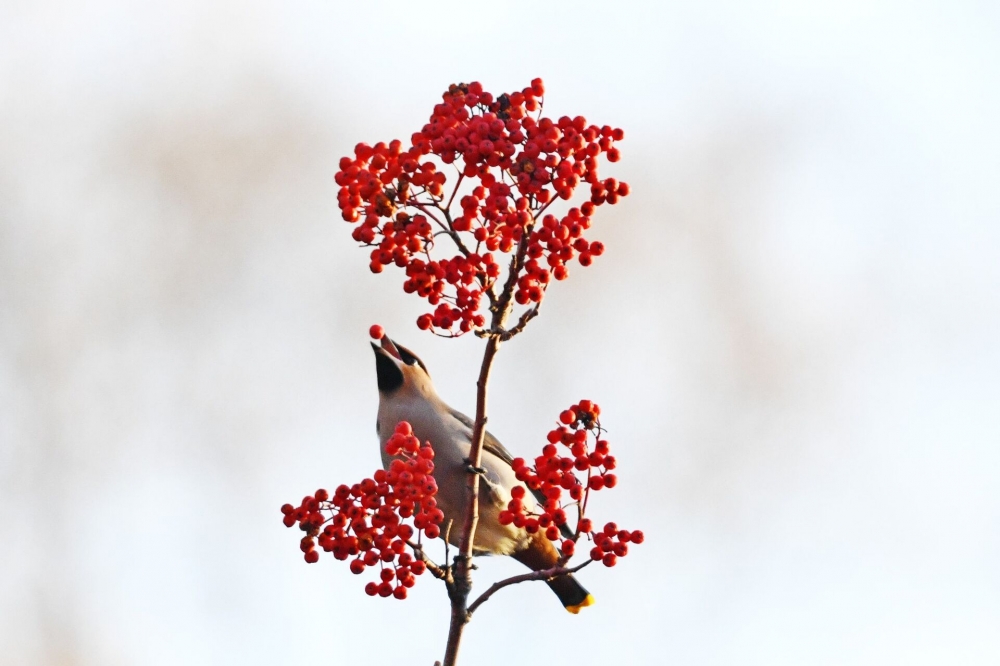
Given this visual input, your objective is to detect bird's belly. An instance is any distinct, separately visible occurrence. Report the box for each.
[435,483,529,556]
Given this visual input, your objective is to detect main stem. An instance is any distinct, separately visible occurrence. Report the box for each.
[440,222,533,666]
[441,333,499,666]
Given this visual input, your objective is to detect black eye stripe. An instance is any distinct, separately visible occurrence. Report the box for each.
[395,344,429,376]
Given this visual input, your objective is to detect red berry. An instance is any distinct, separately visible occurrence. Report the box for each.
[393,586,408,600]
[602,553,617,567]
[304,550,319,564]
[369,325,384,339]
[630,530,644,544]
[365,582,379,596]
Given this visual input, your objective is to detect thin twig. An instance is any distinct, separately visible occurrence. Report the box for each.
[474,303,541,341]
[466,560,594,616]
[406,540,448,581]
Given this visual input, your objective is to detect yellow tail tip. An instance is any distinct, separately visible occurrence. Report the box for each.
[565,594,596,614]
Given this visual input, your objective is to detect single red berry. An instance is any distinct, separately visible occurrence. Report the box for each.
[603,522,618,535]
[369,325,385,340]
[510,486,525,499]
[630,530,644,544]
[602,553,617,567]
[304,550,319,564]
[350,559,366,575]
[365,582,379,596]
[280,503,294,515]
[393,586,408,600]
[590,547,603,561]
[579,518,593,533]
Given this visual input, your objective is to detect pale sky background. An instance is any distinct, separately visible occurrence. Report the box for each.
[2,1,999,665]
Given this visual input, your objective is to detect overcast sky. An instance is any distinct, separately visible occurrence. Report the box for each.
[2,1,998,665]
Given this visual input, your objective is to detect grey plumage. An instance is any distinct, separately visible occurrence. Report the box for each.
[370,334,594,612]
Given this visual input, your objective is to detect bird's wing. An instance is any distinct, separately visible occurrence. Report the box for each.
[448,407,516,463]
[449,407,574,540]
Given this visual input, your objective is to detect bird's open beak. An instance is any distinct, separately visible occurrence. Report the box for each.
[370,334,404,363]
[380,336,403,361]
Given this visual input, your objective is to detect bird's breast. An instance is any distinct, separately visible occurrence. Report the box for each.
[375,397,533,556]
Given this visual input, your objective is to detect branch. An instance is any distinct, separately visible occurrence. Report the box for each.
[441,216,538,666]
[466,560,594,616]
[406,540,448,581]
[475,302,541,341]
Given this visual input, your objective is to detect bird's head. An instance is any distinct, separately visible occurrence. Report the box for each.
[371,334,435,399]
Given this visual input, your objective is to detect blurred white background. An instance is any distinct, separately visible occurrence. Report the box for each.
[2,1,998,664]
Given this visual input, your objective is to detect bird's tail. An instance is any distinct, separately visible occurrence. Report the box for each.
[512,532,595,614]
[546,573,595,614]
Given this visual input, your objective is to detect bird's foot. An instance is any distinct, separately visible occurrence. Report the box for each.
[464,459,487,475]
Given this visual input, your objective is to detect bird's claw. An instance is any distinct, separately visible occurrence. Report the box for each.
[463,459,487,475]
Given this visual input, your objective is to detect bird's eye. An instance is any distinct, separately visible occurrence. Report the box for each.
[395,344,429,376]
[398,348,418,365]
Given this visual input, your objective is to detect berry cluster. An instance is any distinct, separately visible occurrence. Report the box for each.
[334,78,628,335]
[586,520,644,568]
[280,422,443,599]
[500,401,642,567]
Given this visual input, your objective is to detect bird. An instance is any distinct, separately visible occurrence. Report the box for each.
[371,333,594,613]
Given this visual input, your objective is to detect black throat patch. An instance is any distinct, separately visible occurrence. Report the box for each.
[375,351,404,394]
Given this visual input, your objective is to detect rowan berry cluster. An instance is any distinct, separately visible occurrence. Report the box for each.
[334,78,629,335]
[499,401,642,567]
[280,422,443,599]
